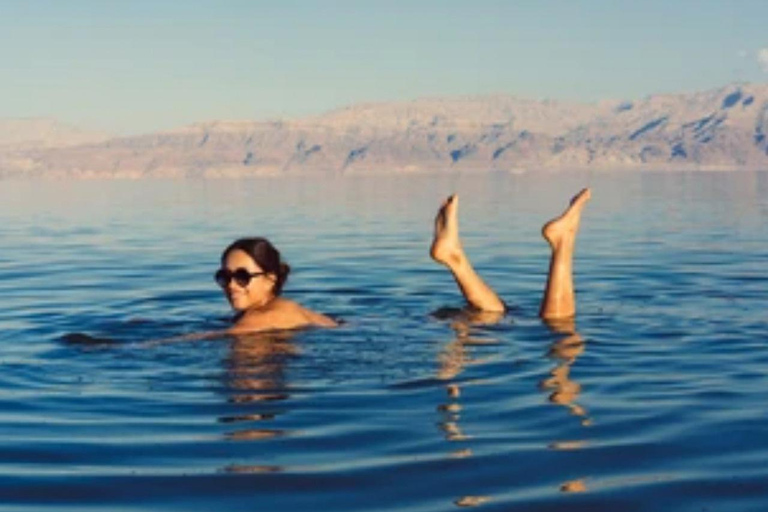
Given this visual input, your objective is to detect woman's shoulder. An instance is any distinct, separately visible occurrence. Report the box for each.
[230,298,337,333]
[272,298,338,328]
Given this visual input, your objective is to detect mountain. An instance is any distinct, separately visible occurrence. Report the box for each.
[0,118,109,150]
[1,83,766,178]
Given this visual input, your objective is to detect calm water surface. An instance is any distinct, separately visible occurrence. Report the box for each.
[1,172,767,511]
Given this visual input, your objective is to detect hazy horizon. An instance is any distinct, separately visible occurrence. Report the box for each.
[2,0,767,135]
[2,80,766,137]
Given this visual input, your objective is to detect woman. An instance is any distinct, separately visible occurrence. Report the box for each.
[218,187,589,334]
[430,188,591,319]
[216,238,337,333]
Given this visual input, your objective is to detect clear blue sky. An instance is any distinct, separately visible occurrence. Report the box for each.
[2,0,767,134]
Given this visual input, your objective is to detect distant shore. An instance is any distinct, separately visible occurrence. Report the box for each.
[2,82,767,179]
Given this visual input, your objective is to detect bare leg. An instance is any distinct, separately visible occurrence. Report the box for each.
[539,188,591,319]
[431,195,506,313]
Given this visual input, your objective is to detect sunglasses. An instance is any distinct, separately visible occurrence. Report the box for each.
[215,268,267,288]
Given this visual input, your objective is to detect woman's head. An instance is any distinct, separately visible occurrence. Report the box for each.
[216,237,291,311]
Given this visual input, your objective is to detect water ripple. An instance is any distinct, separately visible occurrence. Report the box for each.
[1,173,767,511]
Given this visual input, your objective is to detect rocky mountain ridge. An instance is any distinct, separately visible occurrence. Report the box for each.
[1,83,767,178]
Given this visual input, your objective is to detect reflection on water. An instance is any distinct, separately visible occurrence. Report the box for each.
[220,332,297,471]
[223,331,296,404]
[435,309,503,446]
[560,479,588,493]
[454,495,492,507]
[436,330,471,446]
[435,309,502,507]
[541,319,591,426]
[435,309,595,503]
[223,464,283,474]
[540,318,592,494]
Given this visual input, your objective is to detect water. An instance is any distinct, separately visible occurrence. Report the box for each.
[1,171,767,511]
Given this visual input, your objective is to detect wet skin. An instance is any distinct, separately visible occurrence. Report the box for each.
[430,188,591,320]
[221,249,337,334]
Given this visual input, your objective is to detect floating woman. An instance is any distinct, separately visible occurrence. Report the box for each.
[215,238,338,334]
[215,188,589,334]
[430,188,591,320]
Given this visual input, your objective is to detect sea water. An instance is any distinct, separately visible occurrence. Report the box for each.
[0,171,767,511]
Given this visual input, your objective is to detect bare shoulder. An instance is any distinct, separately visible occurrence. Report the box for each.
[229,298,337,334]
[272,298,338,328]
[299,303,339,328]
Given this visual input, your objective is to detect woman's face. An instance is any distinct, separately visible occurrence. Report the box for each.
[219,249,276,311]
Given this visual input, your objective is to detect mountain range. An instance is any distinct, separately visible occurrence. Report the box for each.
[1,83,767,178]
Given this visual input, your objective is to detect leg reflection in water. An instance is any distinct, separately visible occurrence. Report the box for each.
[540,318,591,426]
[541,318,592,495]
[434,309,503,447]
[435,318,498,507]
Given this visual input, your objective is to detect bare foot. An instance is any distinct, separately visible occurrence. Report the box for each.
[542,188,592,248]
[430,194,465,267]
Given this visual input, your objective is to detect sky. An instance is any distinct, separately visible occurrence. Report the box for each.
[2,0,767,135]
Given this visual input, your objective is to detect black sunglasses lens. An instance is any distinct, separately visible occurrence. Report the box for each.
[214,269,230,287]
[232,269,252,287]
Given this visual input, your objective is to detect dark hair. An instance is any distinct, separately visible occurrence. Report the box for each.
[221,237,291,295]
